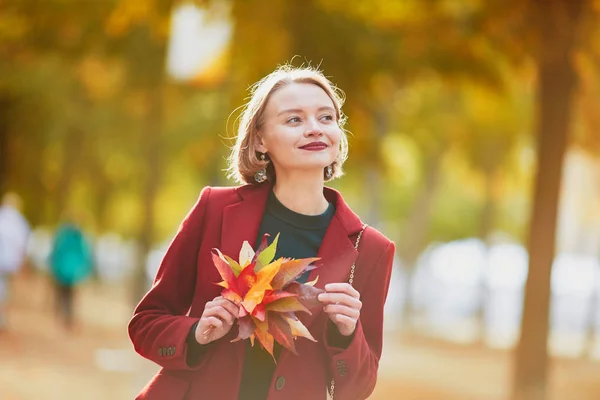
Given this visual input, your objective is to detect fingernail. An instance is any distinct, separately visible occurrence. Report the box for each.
[318,294,324,301]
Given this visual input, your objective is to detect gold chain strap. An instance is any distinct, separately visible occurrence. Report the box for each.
[328,224,367,400]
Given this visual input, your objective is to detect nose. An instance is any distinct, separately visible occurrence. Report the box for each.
[304,118,324,137]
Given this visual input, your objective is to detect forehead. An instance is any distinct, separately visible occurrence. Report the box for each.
[265,83,335,114]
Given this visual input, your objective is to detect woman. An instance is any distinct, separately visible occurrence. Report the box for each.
[129,65,395,400]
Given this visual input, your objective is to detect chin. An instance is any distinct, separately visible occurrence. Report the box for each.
[282,155,336,172]
[302,158,333,169]
[282,163,330,173]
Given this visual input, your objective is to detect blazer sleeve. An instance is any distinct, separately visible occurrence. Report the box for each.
[323,240,395,400]
[128,186,211,371]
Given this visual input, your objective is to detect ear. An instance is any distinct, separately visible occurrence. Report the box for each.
[255,133,267,153]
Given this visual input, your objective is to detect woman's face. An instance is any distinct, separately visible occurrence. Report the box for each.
[257,83,342,177]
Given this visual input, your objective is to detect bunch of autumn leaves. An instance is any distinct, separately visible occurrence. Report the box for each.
[211,233,323,360]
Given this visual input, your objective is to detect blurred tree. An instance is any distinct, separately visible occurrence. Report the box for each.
[105,0,175,301]
[563,5,600,362]
[513,1,587,400]
[0,93,13,196]
[0,0,118,225]
[457,74,533,342]
[0,0,197,302]
[0,0,230,234]
[383,77,458,329]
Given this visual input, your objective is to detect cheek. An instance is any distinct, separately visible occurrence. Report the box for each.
[264,129,299,159]
[328,127,343,148]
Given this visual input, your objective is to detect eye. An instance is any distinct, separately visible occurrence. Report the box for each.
[287,116,301,124]
[320,114,334,122]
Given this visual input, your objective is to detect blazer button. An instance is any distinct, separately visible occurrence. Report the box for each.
[158,348,163,357]
[275,376,286,391]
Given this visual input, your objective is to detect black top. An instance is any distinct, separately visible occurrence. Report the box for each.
[237,190,335,400]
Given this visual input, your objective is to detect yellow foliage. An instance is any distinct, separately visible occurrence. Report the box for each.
[106,0,170,40]
[381,135,420,186]
[77,57,125,101]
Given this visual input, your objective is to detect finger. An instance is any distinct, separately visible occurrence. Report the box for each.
[202,316,224,330]
[204,316,223,329]
[210,298,239,316]
[331,313,357,327]
[318,292,360,307]
[204,297,223,310]
[323,304,360,319]
[318,293,362,309]
[206,297,239,314]
[324,283,360,298]
[204,306,235,325]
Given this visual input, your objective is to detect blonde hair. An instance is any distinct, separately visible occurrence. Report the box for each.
[227,65,349,184]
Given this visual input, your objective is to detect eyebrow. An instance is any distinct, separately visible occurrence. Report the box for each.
[277,106,336,117]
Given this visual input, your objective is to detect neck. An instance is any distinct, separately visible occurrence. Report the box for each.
[272,172,328,216]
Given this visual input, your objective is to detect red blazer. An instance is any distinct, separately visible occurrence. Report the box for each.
[129,183,395,400]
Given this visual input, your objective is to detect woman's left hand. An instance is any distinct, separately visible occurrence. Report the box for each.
[318,283,362,336]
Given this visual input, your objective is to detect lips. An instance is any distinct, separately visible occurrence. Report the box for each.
[299,142,328,150]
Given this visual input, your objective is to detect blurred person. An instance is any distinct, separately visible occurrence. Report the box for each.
[48,214,93,330]
[0,192,30,330]
[129,65,395,400]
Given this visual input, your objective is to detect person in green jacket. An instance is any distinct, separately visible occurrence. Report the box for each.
[48,220,93,330]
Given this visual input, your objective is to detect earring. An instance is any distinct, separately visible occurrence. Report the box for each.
[325,165,334,180]
[255,153,268,183]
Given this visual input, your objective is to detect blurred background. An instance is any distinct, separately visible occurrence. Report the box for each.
[0,0,599,399]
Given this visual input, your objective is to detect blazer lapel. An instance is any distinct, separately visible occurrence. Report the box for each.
[297,214,359,330]
[297,187,364,330]
[220,184,271,261]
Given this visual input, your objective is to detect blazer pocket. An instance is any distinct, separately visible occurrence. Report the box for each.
[136,372,191,400]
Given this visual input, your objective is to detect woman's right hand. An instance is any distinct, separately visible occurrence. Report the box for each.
[195,296,239,345]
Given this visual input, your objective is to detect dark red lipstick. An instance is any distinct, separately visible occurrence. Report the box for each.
[299,141,328,151]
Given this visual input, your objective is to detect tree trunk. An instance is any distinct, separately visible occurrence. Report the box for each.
[0,95,11,195]
[55,126,84,220]
[476,168,497,344]
[133,85,165,302]
[398,147,444,330]
[364,106,390,227]
[88,156,112,233]
[399,264,419,332]
[129,7,172,303]
[512,1,584,399]
[364,167,381,225]
[584,252,599,359]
